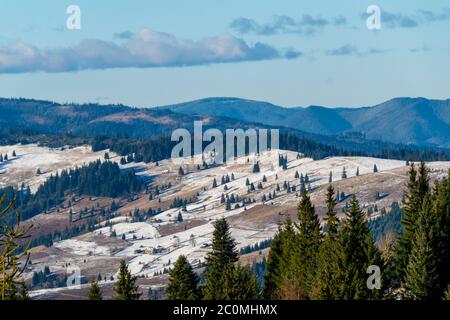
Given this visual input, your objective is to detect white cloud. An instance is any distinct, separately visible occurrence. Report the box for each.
[230,14,346,36]
[0,29,301,74]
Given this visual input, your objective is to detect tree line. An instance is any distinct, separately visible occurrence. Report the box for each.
[0,160,143,225]
[89,132,450,166]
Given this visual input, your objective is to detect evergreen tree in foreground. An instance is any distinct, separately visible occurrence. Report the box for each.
[404,196,440,300]
[203,218,259,300]
[166,255,200,300]
[264,163,450,300]
[395,163,429,285]
[293,189,322,298]
[222,264,260,300]
[114,260,141,300]
[0,196,32,300]
[264,218,299,299]
[400,165,450,299]
[431,169,450,294]
[339,195,382,300]
[312,185,342,299]
[265,219,299,299]
[88,281,103,300]
[203,218,238,299]
[263,228,284,299]
[324,185,339,236]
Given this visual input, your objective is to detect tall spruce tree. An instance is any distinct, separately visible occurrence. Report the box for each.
[203,218,238,299]
[264,219,297,299]
[324,185,338,235]
[88,281,103,300]
[417,162,430,198]
[313,185,342,299]
[264,228,283,299]
[395,163,429,285]
[222,264,260,300]
[339,195,382,300]
[276,219,303,299]
[293,189,322,298]
[166,255,200,300]
[404,195,441,300]
[431,170,450,293]
[113,260,141,300]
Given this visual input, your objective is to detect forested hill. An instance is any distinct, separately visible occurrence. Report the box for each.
[0,98,266,139]
[1,97,450,162]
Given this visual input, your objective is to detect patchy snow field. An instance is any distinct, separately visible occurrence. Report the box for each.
[54,239,110,256]
[95,222,160,240]
[0,144,113,192]
[24,149,450,298]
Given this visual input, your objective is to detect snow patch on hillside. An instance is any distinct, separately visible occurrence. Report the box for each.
[54,239,110,256]
[0,144,113,192]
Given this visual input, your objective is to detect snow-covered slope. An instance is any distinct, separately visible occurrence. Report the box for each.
[19,148,450,298]
[0,144,114,192]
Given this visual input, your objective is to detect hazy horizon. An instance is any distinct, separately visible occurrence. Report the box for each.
[1,94,449,110]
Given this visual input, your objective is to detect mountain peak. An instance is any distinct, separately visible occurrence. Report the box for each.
[381,96,433,106]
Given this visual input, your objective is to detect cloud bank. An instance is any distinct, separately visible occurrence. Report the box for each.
[230,14,346,36]
[0,29,301,74]
[362,8,450,29]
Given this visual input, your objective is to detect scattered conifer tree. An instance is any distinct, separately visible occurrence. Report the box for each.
[313,185,341,299]
[114,260,141,300]
[342,167,347,179]
[339,195,382,300]
[88,281,103,300]
[203,218,239,300]
[294,189,322,297]
[395,163,429,284]
[404,195,440,300]
[166,255,200,300]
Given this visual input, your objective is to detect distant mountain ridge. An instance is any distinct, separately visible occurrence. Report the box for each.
[164,97,450,148]
[0,98,267,139]
[1,96,449,158]
[0,97,383,154]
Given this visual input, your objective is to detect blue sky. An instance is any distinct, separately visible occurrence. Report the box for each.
[0,0,449,107]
